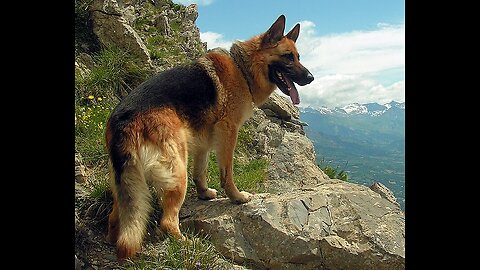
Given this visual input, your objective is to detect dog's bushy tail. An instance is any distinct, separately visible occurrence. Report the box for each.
[105,119,153,260]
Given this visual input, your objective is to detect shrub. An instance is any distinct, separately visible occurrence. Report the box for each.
[318,158,349,181]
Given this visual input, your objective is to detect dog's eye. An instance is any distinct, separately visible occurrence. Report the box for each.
[283,53,295,61]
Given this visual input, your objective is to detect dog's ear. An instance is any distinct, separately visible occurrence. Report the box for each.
[261,15,286,47]
[286,23,300,42]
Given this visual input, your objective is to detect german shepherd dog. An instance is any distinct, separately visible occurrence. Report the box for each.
[105,15,314,261]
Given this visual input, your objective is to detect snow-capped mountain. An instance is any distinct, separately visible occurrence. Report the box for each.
[301,101,405,116]
[299,100,405,210]
[339,103,368,114]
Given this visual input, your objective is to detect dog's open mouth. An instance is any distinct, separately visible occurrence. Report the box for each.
[269,68,300,105]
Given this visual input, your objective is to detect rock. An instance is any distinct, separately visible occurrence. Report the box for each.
[77,53,95,70]
[184,4,199,22]
[153,0,169,8]
[266,132,329,192]
[90,0,153,67]
[75,255,83,270]
[260,92,300,120]
[258,92,305,133]
[370,182,401,208]
[247,107,329,192]
[181,180,405,270]
[75,153,87,183]
[155,14,170,36]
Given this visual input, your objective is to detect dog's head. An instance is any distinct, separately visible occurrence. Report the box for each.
[261,15,314,105]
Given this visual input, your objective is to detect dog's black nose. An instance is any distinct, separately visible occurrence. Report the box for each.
[306,71,314,83]
[296,68,315,86]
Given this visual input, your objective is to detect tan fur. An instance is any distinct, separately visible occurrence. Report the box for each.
[106,15,311,261]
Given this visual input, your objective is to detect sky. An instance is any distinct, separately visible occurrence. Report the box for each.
[173,0,405,108]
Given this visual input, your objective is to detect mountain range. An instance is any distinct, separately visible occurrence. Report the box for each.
[300,101,405,209]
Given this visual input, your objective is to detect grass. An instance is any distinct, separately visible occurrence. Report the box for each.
[75,97,114,166]
[185,124,268,196]
[197,153,268,196]
[146,34,189,65]
[120,232,229,270]
[75,46,153,100]
[170,21,182,33]
[146,35,182,60]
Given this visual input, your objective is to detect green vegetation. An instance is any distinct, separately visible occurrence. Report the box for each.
[75,47,153,100]
[146,35,183,62]
[121,232,229,270]
[75,97,114,165]
[200,153,268,195]
[318,158,349,182]
[164,0,184,12]
[170,21,182,32]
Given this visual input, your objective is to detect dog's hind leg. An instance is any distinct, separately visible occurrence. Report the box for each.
[112,159,153,261]
[192,147,217,200]
[147,132,188,240]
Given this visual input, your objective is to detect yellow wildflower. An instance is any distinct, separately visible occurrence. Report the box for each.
[87,95,94,100]
[97,97,103,101]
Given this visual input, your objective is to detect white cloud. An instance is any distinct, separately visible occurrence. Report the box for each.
[300,75,405,108]
[294,21,405,108]
[173,0,214,6]
[200,31,233,50]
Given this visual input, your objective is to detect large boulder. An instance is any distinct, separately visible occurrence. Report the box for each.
[181,180,405,270]
[90,0,153,67]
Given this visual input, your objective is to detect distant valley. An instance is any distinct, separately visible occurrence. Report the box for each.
[300,101,405,209]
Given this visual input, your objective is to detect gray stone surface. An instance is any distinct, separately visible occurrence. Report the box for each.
[75,153,86,183]
[370,182,401,208]
[260,92,300,120]
[181,180,405,270]
[91,0,154,67]
[247,106,329,192]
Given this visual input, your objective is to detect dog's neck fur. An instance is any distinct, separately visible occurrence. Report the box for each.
[230,42,255,94]
[230,40,276,106]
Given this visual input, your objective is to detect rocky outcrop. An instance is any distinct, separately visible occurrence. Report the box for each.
[181,180,405,270]
[370,182,401,208]
[248,92,329,192]
[90,0,154,67]
[258,92,306,134]
[85,0,206,71]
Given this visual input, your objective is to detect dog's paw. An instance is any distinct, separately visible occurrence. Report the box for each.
[198,188,217,200]
[231,191,253,204]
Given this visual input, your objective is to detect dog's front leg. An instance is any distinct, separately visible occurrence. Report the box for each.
[214,120,253,204]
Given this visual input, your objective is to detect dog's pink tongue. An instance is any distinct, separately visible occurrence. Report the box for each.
[283,74,300,105]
